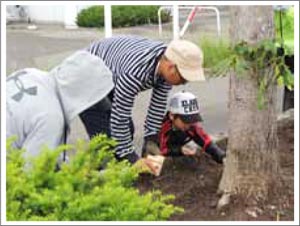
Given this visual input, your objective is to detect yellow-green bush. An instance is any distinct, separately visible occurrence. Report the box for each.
[6,135,183,221]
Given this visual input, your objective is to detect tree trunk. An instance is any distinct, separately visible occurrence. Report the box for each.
[218,6,280,203]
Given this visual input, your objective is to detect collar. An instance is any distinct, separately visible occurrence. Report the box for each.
[153,59,161,83]
[154,59,160,76]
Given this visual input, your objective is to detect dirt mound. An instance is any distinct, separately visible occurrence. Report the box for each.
[136,119,294,221]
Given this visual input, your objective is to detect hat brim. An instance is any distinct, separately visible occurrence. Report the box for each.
[178,66,205,82]
[178,113,203,123]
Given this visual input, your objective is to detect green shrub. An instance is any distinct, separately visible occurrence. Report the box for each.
[76,5,171,28]
[199,37,231,70]
[77,6,104,28]
[274,7,294,53]
[6,135,183,221]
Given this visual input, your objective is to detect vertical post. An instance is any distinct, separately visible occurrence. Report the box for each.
[158,7,163,36]
[104,4,112,38]
[64,5,78,29]
[215,7,221,37]
[173,5,179,40]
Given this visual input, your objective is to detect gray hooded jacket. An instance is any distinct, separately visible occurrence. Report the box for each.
[6,50,114,159]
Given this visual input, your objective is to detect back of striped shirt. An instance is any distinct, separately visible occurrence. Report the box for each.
[88,36,172,160]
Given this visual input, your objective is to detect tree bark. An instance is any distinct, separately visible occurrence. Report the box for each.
[218,6,280,203]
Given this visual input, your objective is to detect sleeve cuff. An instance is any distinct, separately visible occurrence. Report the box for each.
[122,151,140,164]
[144,134,159,145]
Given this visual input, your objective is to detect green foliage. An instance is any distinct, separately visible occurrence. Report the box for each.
[77,6,171,28]
[77,6,104,28]
[274,7,294,52]
[207,39,294,109]
[6,135,183,221]
[199,37,231,70]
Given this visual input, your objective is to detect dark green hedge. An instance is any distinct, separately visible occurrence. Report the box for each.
[77,6,104,28]
[77,6,171,28]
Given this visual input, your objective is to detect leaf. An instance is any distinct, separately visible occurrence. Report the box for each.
[277,76,284,86]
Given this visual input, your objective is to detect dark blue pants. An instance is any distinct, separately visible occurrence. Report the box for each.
[79,90,134,139]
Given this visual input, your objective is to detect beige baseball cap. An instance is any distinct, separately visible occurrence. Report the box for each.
[165,39,205,82]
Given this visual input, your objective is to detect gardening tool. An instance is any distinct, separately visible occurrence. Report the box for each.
[134,155,165,176]
[146,155,165,176]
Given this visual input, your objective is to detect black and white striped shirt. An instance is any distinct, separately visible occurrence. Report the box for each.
[88,36,172,162]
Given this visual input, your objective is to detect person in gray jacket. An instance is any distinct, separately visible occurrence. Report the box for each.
[6,50,161,174]
[6,51,114,161]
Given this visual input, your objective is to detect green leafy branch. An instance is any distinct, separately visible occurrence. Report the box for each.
[210,39,294,109]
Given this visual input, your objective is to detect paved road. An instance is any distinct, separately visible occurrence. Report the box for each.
[6,22,284,153]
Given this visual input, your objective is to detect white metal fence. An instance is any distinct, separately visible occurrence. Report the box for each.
[158,6,221,39]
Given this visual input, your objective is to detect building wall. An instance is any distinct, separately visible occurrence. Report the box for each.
[24,5,92,24]
[27,6,65,23]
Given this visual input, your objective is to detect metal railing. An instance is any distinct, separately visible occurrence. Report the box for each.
[158,6,221,38]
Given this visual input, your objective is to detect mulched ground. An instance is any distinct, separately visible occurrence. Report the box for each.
[136,118,294,221]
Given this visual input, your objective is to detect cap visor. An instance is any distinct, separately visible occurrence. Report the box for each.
[179,67,205,82]
[179,114,203,123]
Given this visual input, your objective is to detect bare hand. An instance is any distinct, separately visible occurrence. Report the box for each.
[181,146,197,156]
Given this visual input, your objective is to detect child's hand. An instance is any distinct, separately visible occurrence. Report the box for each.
[181,146,197,156]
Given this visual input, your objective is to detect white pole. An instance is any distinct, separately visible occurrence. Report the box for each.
[215,7,221,37]
[64,5,78,29]
[158,7,163,36]
[104,4,112,38]
[173,5,179,40]
[179,6,197,38]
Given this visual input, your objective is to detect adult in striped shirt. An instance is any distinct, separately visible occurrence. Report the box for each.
[79,35,205,166]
